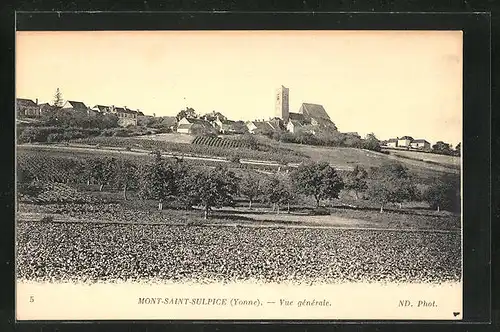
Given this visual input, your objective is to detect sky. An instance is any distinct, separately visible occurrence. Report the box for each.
[16,30,463,145]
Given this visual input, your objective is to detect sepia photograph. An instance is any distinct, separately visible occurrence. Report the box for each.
[15,30,463,320]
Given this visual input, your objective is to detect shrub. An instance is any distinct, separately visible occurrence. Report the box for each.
[46,133,64,143]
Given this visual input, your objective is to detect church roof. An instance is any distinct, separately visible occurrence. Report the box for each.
[299,103,330,120]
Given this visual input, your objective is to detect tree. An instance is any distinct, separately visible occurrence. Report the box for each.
[53,88,63,108]
[423,176,460,212]
[432,141,453,155]
[362,133,382,152]
[86,157,117,191]
[291,162,344,208]
[114,158,138,200]
[367,162,417,212]
[344,165,368,199]
[176,107,197,121]
[262,175,288,214]
[239,173,261,209]
[183,166,238,219]
[138,153,176,210]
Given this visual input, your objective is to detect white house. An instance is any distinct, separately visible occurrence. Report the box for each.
[246,121,274,135]
[61,100,97,116]
[176,117,215,135]
[386,138,398,148]
[410,139,431,150]
[397,136,414,148]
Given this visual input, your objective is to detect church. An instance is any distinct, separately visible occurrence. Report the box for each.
[275,85,337,134]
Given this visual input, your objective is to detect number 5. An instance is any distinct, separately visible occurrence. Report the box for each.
[29,296,34,303]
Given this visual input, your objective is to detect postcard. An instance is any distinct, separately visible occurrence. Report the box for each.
[15,30,463,321]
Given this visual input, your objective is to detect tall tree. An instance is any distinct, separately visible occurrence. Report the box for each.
[114,158,138,200]
[362,133,382,152]
[183,166,238,219]
[86,157,117,191]
[138,153,176,210]
[432,141,453,155]
[176,107,197,121]
[423,176,460,212]
[344,165,368,199]
[239,173,261,209]
[367,162,417,212]
[53,88,63,108]
[262,175,288,213]
[291,162,344,208]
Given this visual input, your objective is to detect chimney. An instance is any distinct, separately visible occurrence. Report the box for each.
[35,98,38,105]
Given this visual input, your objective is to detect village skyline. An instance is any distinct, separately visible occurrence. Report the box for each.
[16,89,458,147]
[16,31,463,145]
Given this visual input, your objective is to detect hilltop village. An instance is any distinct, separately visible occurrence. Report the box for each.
[17,85,452,153]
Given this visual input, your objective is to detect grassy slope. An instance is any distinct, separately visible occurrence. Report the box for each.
[382,148,460,167]
[253,136,459,180]
[113,134,459,175]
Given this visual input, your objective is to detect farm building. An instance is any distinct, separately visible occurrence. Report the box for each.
[177,117,216,135]
[386,138,399,148]
[397,136,414,148]
[213,118,248,134]
[410,139,431,150]
[246,121,275,135]
[16,98,40,117]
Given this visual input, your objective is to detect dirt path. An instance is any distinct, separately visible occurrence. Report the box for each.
[16,211,460,233]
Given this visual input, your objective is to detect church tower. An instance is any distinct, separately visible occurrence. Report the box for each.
[275,85,289,122]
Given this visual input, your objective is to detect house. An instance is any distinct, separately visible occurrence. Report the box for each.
[397,136,414,148]
[213,118,235,134]
[410,139,431,150]
[287,120,304,134]
[38,103,57,115]
[61,100,88,112]
[91,105,112,113]
[267,118,285,131]
[246,121,274,135]
[60,100,97,117]
[109,106,139,126]
[386,138,399,148]
[176,117,216,135]
[16,98,40,117]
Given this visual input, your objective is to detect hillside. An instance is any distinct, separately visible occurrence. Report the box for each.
[381,148,460,168]
[253,135,459,176]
